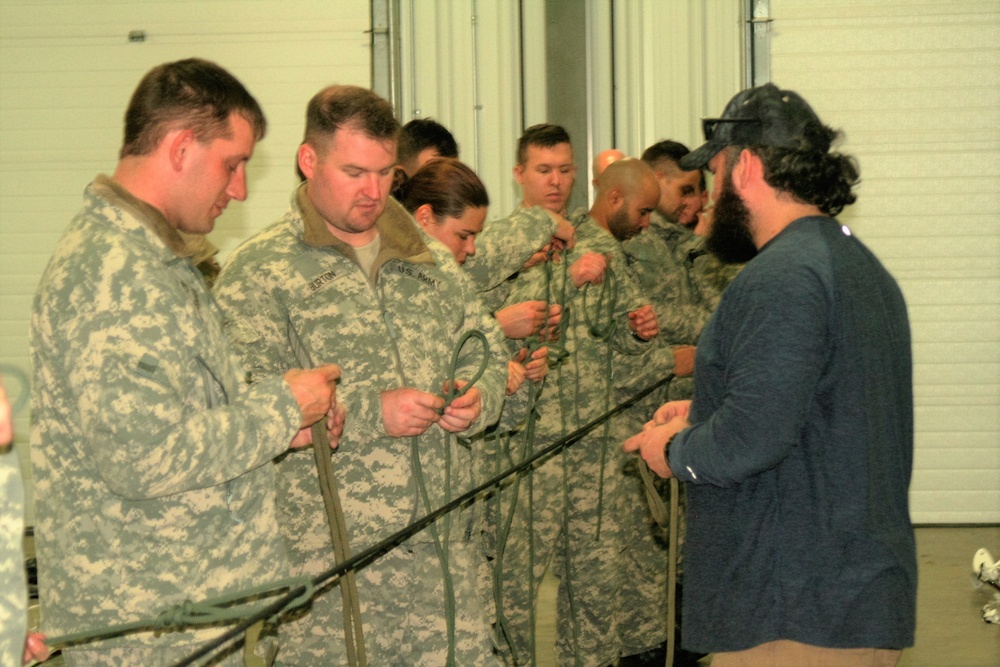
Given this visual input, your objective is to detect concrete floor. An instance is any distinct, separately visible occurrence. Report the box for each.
[534,526,1000,666]
[27,526,1000,666]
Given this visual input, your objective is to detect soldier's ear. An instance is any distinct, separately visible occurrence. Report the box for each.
[608,187,625,209]
[513,163,525,185]
[298,143,317,180]
[168,129,196,172]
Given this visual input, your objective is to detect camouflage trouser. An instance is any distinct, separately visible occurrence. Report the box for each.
[618,455,670,656]
[495,436,626,667]
[276,541,499,667]
[614,404,686,657]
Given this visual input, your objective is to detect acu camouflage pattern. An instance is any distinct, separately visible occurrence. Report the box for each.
[214,187,508,666]
[497,216,655,666]
[620,216,740,655]
[463,206,558,313]
[30,176,301,654]
[623,212,713,401]
[681,233,744,311]
[0,445,26,666]
[458,207,559,638]
[622,212,713,347]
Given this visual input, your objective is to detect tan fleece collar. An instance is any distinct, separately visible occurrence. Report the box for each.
[92,174,192,259]
[297,183,434,266]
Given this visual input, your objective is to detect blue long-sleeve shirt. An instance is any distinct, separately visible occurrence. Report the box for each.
[669,216,917,653]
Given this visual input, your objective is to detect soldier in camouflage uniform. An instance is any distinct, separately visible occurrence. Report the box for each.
[499,158,662,667]
[463,204,574,315]
[398,157,553,421]
[1,378,49,666]
[214,86,509,667]
[29,59,341,667]
[623,140,714,403]
[0,421,25,667]
[399,157,561,648]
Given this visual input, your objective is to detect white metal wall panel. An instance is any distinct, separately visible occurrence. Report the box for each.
[767,0,1000,523]
[0,0,371,522]
[613,0,744,160]
[399,0,524,214]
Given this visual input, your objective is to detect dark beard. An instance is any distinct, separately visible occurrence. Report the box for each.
[607,206,636,241]
[707,173,757,264]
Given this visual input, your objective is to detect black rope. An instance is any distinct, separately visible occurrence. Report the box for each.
[171,372,673,667]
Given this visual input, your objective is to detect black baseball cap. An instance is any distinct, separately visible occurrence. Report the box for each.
[680,83,825,170]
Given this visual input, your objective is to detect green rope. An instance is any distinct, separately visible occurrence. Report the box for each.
[525,247,570,367]
[491,379,543,666]
[287,318,367,667]
[415,327,492,666]
[582,265,618,341]
[410,434,457,666]
[437,329,490,413]
[171,374,672,667]
[45,576,315,649]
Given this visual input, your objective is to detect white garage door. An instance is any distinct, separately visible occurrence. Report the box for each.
[766,0,1000,523]
[0,0,372,522]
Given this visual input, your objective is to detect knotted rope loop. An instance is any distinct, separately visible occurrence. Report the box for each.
[437,329,490,413]
[582,264,618,341]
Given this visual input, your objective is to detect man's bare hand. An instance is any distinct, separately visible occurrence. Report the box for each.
[623,416,688,479]
[381,387,443,437]
[569,252,607,288]
[506,360,526,396]
[522,346,549,382]
[23,632,50,664]
[628,305,659,341]
[496,300,550,339]
[551,214,576,249]
[439,382,482,433]
[284,364,341,429]
[652,400,692,426]
[522,245,550,270]
[290,403,347,449]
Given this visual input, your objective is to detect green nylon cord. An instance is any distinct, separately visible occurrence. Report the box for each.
[42,304,672,667]
[491,379,542,666]
[44,576,315,649]
[582,266,618,341]
[412,326,492,667]
[172,372,671,667]
[438,329,490,412]
[287,318,367,667]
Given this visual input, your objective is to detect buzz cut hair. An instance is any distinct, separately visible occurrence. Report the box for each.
[303,85,399,150]
[517,123,572,165]
[398,118,459,166]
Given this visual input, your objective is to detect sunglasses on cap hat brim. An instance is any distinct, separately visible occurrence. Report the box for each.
[701,117,762,142]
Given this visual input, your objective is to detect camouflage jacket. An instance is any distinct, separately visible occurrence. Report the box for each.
[29,176,300,647]
[0,445,26,665]
[506,215,653,446]
[214,187,508,559]
[463,206,557,313]
[622,212,714,346]
[681,234,744,311]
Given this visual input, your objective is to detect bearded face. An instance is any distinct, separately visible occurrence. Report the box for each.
[607,205,638,242]
[707,165,758,264]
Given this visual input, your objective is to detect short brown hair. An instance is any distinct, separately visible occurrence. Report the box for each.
[303,85,399,150]
[516,123,571,166]
[120,58,266,158]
